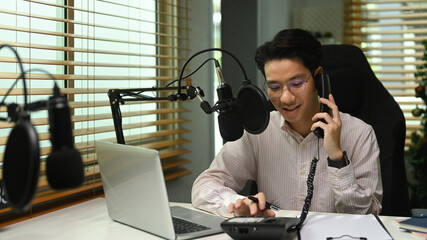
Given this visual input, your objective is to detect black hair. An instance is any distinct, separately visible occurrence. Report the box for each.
[255,28,322,77]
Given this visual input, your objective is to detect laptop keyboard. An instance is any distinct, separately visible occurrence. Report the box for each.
[172,217,211,234]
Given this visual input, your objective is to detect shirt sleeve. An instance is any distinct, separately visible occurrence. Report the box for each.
[191,132,258,217]
[327,125,383,215]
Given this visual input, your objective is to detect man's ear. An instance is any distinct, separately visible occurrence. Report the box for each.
[314,66,323,76]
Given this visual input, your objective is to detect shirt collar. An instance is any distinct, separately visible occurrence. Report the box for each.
[279,114,316,143]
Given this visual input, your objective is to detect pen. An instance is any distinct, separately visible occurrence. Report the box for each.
[247,196,281,211]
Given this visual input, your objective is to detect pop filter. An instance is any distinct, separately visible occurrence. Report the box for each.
[236,82,270,134]
[3,114,40,211]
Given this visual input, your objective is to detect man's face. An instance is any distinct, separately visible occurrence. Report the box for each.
[265,58,319,129]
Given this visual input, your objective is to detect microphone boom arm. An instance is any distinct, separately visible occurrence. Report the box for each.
[108,86,194,144]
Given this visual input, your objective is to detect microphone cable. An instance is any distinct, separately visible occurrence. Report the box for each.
[1,68,58,118]
[175,48,248,96]
[23,68,58,88]
[164,57,217,88]
[119,57,217,100]
[0,45,27,112]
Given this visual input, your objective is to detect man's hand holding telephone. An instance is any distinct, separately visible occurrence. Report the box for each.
[312,73,344,161]
[312,93,344,160]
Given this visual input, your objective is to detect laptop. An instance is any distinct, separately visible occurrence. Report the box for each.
[95,141,224,240]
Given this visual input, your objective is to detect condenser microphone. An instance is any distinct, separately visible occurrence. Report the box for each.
[214,61,244,141]
[46,86,84,189]
[213,60,270,141]
[216,82,244,141]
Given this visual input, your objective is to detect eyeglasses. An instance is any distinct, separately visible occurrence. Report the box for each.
[266,72,312,98]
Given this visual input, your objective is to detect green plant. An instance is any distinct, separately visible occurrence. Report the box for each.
[409,39,427,208]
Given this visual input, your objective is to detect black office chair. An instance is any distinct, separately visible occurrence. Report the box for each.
[321,44,410,217]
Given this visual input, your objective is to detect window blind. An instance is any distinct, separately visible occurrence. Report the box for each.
[0,0,190,224]
[344,0,427,149]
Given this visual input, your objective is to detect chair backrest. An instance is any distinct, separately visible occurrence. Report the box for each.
[321,44,410,216]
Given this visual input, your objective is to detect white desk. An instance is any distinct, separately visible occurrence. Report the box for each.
[0,197,416,240]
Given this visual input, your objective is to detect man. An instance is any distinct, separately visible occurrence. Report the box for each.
[191,28,382,217]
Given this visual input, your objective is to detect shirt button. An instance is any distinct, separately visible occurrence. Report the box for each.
[339,175,343,180]
[301,144,306,149]
[301,171,306,176]
[346,200,350,204]
[300,197,305,202]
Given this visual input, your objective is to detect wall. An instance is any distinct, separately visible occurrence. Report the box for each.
[221,0,292,90]
[166,0,216,203]
[257,0,291,45]
[255,0,292,85]
[221,0,258,92]
[291,0,344,44]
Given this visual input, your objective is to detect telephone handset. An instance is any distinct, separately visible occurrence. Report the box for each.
[313,73,331,138]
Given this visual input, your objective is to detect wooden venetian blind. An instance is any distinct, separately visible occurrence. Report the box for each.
[344,0,427,149]
[0,0,190,219]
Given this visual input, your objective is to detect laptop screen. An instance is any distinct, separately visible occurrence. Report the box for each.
[95,141,176,239]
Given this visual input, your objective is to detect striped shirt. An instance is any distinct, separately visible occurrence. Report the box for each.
[191,111,383,217]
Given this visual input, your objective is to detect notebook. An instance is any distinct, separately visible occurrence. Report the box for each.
[399,216,427,233]
[95,141,224,240]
